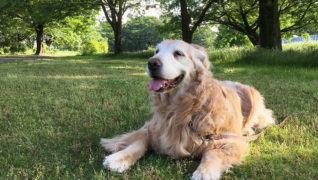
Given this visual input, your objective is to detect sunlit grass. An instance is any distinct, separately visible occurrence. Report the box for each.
[210,41,318,67]
[46,75,106,79]
[0,49,79,56]
[0,44,317,179]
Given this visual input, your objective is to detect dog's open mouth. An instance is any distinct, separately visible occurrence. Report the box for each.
[148,74,184,92]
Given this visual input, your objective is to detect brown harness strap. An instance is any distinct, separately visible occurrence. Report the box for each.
[198,112,306,142]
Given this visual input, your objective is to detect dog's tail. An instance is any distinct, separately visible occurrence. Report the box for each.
[100,125,148,153]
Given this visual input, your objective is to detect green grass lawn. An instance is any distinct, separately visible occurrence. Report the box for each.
[0,44,317,179]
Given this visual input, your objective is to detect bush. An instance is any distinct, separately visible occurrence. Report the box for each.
[81,41,99,55]
[0,46,11,54]
[9,43,26,54]
[98,41,108,53]
[81,40,108,55]
[3,47,10,53]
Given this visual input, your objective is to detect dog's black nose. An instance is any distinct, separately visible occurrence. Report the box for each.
[148,58,162,71]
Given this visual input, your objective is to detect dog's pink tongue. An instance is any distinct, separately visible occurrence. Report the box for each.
[148,79,167,91]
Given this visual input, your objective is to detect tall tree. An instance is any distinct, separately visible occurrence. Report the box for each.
[1,0,96,55]
[206,0,318,47]
[259,0,282,50]
[157,0,217,43]
[99,0,140,54]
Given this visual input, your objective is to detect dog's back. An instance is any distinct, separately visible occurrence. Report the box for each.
[222,81,275,135]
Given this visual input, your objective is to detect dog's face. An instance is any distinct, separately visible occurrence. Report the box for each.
[147,40,210,93]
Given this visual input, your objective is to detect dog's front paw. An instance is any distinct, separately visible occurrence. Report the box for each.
[191,168,221,180]
[102,153,131,173]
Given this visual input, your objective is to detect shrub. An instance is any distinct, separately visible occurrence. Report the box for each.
[81,40,108,55]
[81,41,99,55]
[3,47,10,53]
[9,43,26,54]
[98,41,108,53]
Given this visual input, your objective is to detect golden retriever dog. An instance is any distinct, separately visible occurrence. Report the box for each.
[101,40,275,180]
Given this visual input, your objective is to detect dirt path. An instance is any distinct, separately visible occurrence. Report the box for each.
[0,56,59,63]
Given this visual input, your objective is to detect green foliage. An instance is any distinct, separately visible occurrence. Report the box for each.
[192,26,217,49]
[156,0,212,29]
[81,41,100,55]
[197,0,317,46]
[279,0,318,37]
[0,9,34,53]
[0,0,98,54]
[156,0,216,42]
[99,41,109,54]
[101,16,164,52]
[122,16,163,52]
[9,43,27,54]
[99,22,115,52]
[81,40,108,55]
[48,15,103,51]
[156,15,182,40]
[208,0,259,31]
[4,0,97,26]
[214,25,253,48]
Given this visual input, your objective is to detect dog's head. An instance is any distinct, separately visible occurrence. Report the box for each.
[147,40,210,93]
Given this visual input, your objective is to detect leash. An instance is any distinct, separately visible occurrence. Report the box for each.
[193,112,306,142]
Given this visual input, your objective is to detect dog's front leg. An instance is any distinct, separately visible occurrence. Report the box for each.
[191,149,223,180]
[101,126,149,172]
[191,141,248,180]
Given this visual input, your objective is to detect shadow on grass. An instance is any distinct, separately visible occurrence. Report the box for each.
[57,51,153,61]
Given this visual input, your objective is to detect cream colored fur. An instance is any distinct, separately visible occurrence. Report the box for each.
[101,40,275,180]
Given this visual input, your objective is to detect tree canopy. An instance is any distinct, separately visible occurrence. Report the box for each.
[122,16,163,52]
[156,0,218,43]
[0,0,97,55]
[0,0,317,54]
[206,0,318,49]
[48,15,105,51]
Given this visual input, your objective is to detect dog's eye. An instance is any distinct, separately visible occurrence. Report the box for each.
[174,50,184,57]
[155,49,159,54]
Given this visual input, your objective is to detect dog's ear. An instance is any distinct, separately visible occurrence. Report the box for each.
[190,44,211,70]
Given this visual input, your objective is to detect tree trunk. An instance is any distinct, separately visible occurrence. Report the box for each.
[246,31,260,46]
[180,0,193,43]
[259,0,282,50]
[35,24,44,55]
[182,31,193,43]
[113,22,123,54]
[100,1,124,54]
